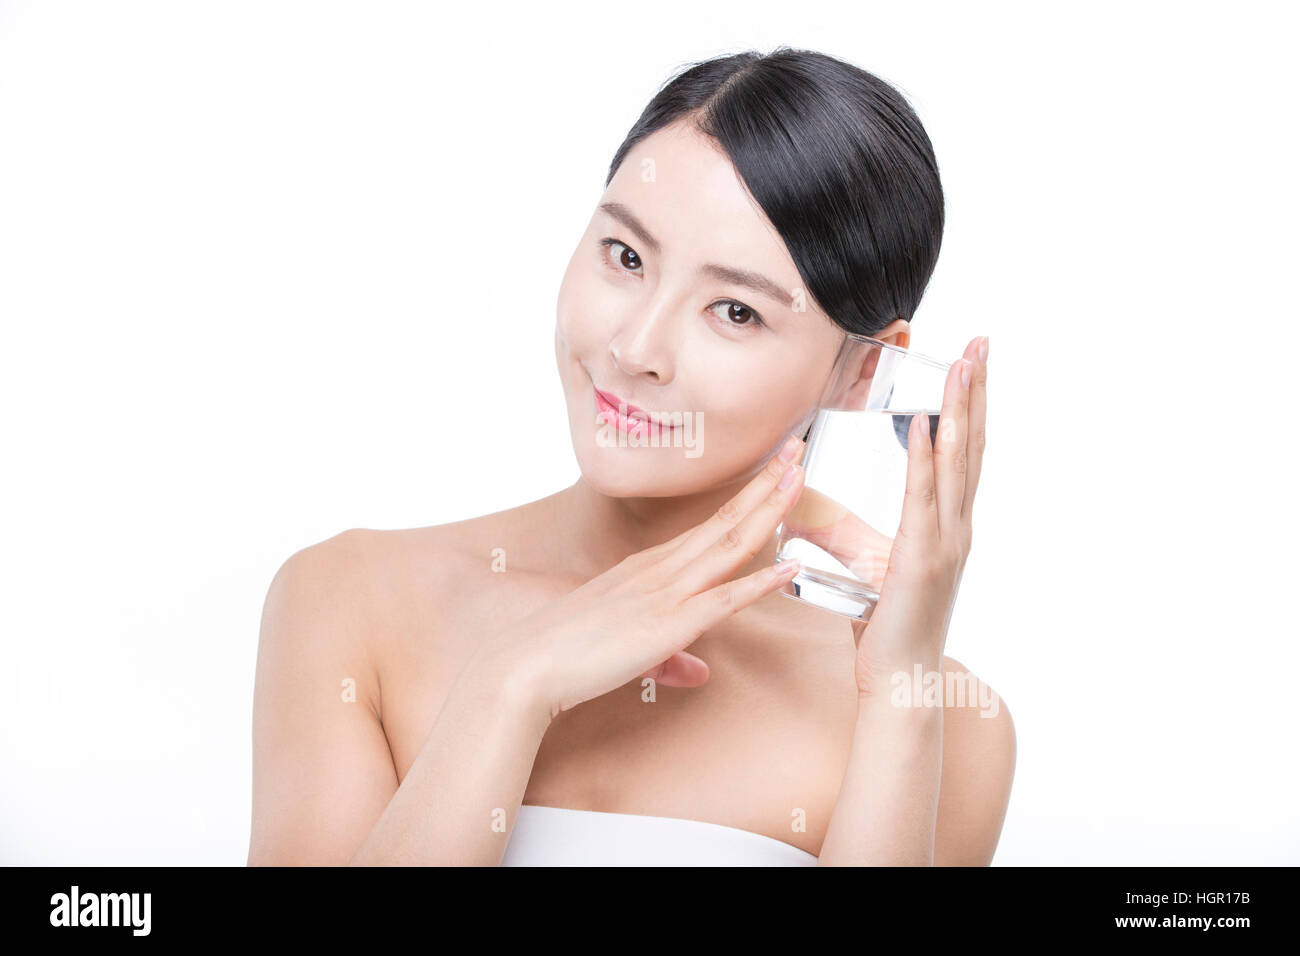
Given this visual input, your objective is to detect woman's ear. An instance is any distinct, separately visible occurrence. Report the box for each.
[874,316,911,350]
[821,318,914,412]
[839,346,882,411]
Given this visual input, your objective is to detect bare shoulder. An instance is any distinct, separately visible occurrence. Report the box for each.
[256,528,399,715]
[934,655,1017,866]
[265,497,563,678]
[249,527,416,864]
[266,516,502,643]
[248,504,561,864]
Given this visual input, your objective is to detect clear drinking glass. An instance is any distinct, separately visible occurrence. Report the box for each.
[775,333,954,621]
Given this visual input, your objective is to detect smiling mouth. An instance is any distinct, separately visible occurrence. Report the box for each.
[593,385,681,433]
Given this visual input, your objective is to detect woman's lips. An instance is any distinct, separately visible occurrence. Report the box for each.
[593,385,679,434]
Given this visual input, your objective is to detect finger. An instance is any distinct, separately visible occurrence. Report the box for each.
[933,356,972,537]
[595,434,803,592]
[897,408,939,543]
[641,651,710,688]
[656,432,805,577]
[962,336,988,523]
[667,458,806,599]
[678,554,802,634]
[598,503,737,585]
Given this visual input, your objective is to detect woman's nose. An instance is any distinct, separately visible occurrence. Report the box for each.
[608,304,679,385]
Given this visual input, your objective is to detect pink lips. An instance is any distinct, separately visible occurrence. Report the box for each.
[593,385,679,435]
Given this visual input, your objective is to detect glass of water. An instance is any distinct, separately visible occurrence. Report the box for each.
[775,333,954,621]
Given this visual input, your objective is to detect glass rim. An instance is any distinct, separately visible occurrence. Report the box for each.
[840,331,953,372]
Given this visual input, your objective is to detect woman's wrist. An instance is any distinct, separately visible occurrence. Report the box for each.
[856,652,944,705]
[855,685,945,732]
[459,640,556,733]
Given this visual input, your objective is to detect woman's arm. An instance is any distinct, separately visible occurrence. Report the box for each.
[818,336,1001,865]
[247,529,554,866]
[818,655,1016,866]
[346,649,552,866]
[248,530,403,865]
[818,661,944,866]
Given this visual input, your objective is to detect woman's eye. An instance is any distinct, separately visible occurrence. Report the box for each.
[600,238,641,273]
[709,299,763,328]
[599,238,763,331]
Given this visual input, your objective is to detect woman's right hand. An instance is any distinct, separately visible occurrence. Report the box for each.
[469,433,808,722]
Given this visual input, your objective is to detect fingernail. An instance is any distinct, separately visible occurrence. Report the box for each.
[960,360,972,388]
[778,435,801,463]
[978,336,989,364]
[777,462,801,491]
[774,558,800,576]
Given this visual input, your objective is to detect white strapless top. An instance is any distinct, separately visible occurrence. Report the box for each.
[500,804,819,866]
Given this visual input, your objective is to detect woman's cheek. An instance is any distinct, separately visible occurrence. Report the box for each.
[718,363,817,459]
[557,277,618,356]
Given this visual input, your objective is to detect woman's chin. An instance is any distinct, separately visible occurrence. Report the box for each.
[573,448,697,498]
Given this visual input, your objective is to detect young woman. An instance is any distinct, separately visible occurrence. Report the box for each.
[247,47,1014,866]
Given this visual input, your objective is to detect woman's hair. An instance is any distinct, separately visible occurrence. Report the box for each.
[606,47,944,339]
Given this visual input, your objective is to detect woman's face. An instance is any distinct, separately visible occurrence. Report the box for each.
[555,118,850,498]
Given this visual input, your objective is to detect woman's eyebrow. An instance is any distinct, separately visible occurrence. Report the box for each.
[598,200,794,307]
[600,201,661,254]
[697,262,791,307]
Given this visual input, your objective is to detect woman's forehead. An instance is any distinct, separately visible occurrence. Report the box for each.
[602,123,796,277]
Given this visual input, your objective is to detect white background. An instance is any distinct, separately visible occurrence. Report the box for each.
[1,0,1296,865]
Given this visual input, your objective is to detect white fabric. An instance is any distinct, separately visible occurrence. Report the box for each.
[500,803,819,867]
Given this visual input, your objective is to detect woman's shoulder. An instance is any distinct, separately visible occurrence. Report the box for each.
[288,492,556,576]
[266,498,559,652]
[269,521,472,607]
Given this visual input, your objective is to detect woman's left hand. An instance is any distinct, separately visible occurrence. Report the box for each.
[850,334,988,696]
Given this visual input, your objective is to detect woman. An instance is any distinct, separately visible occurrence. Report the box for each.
[247,47,1014,866]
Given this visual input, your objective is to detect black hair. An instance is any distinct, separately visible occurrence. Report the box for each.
[605,47,944,340]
